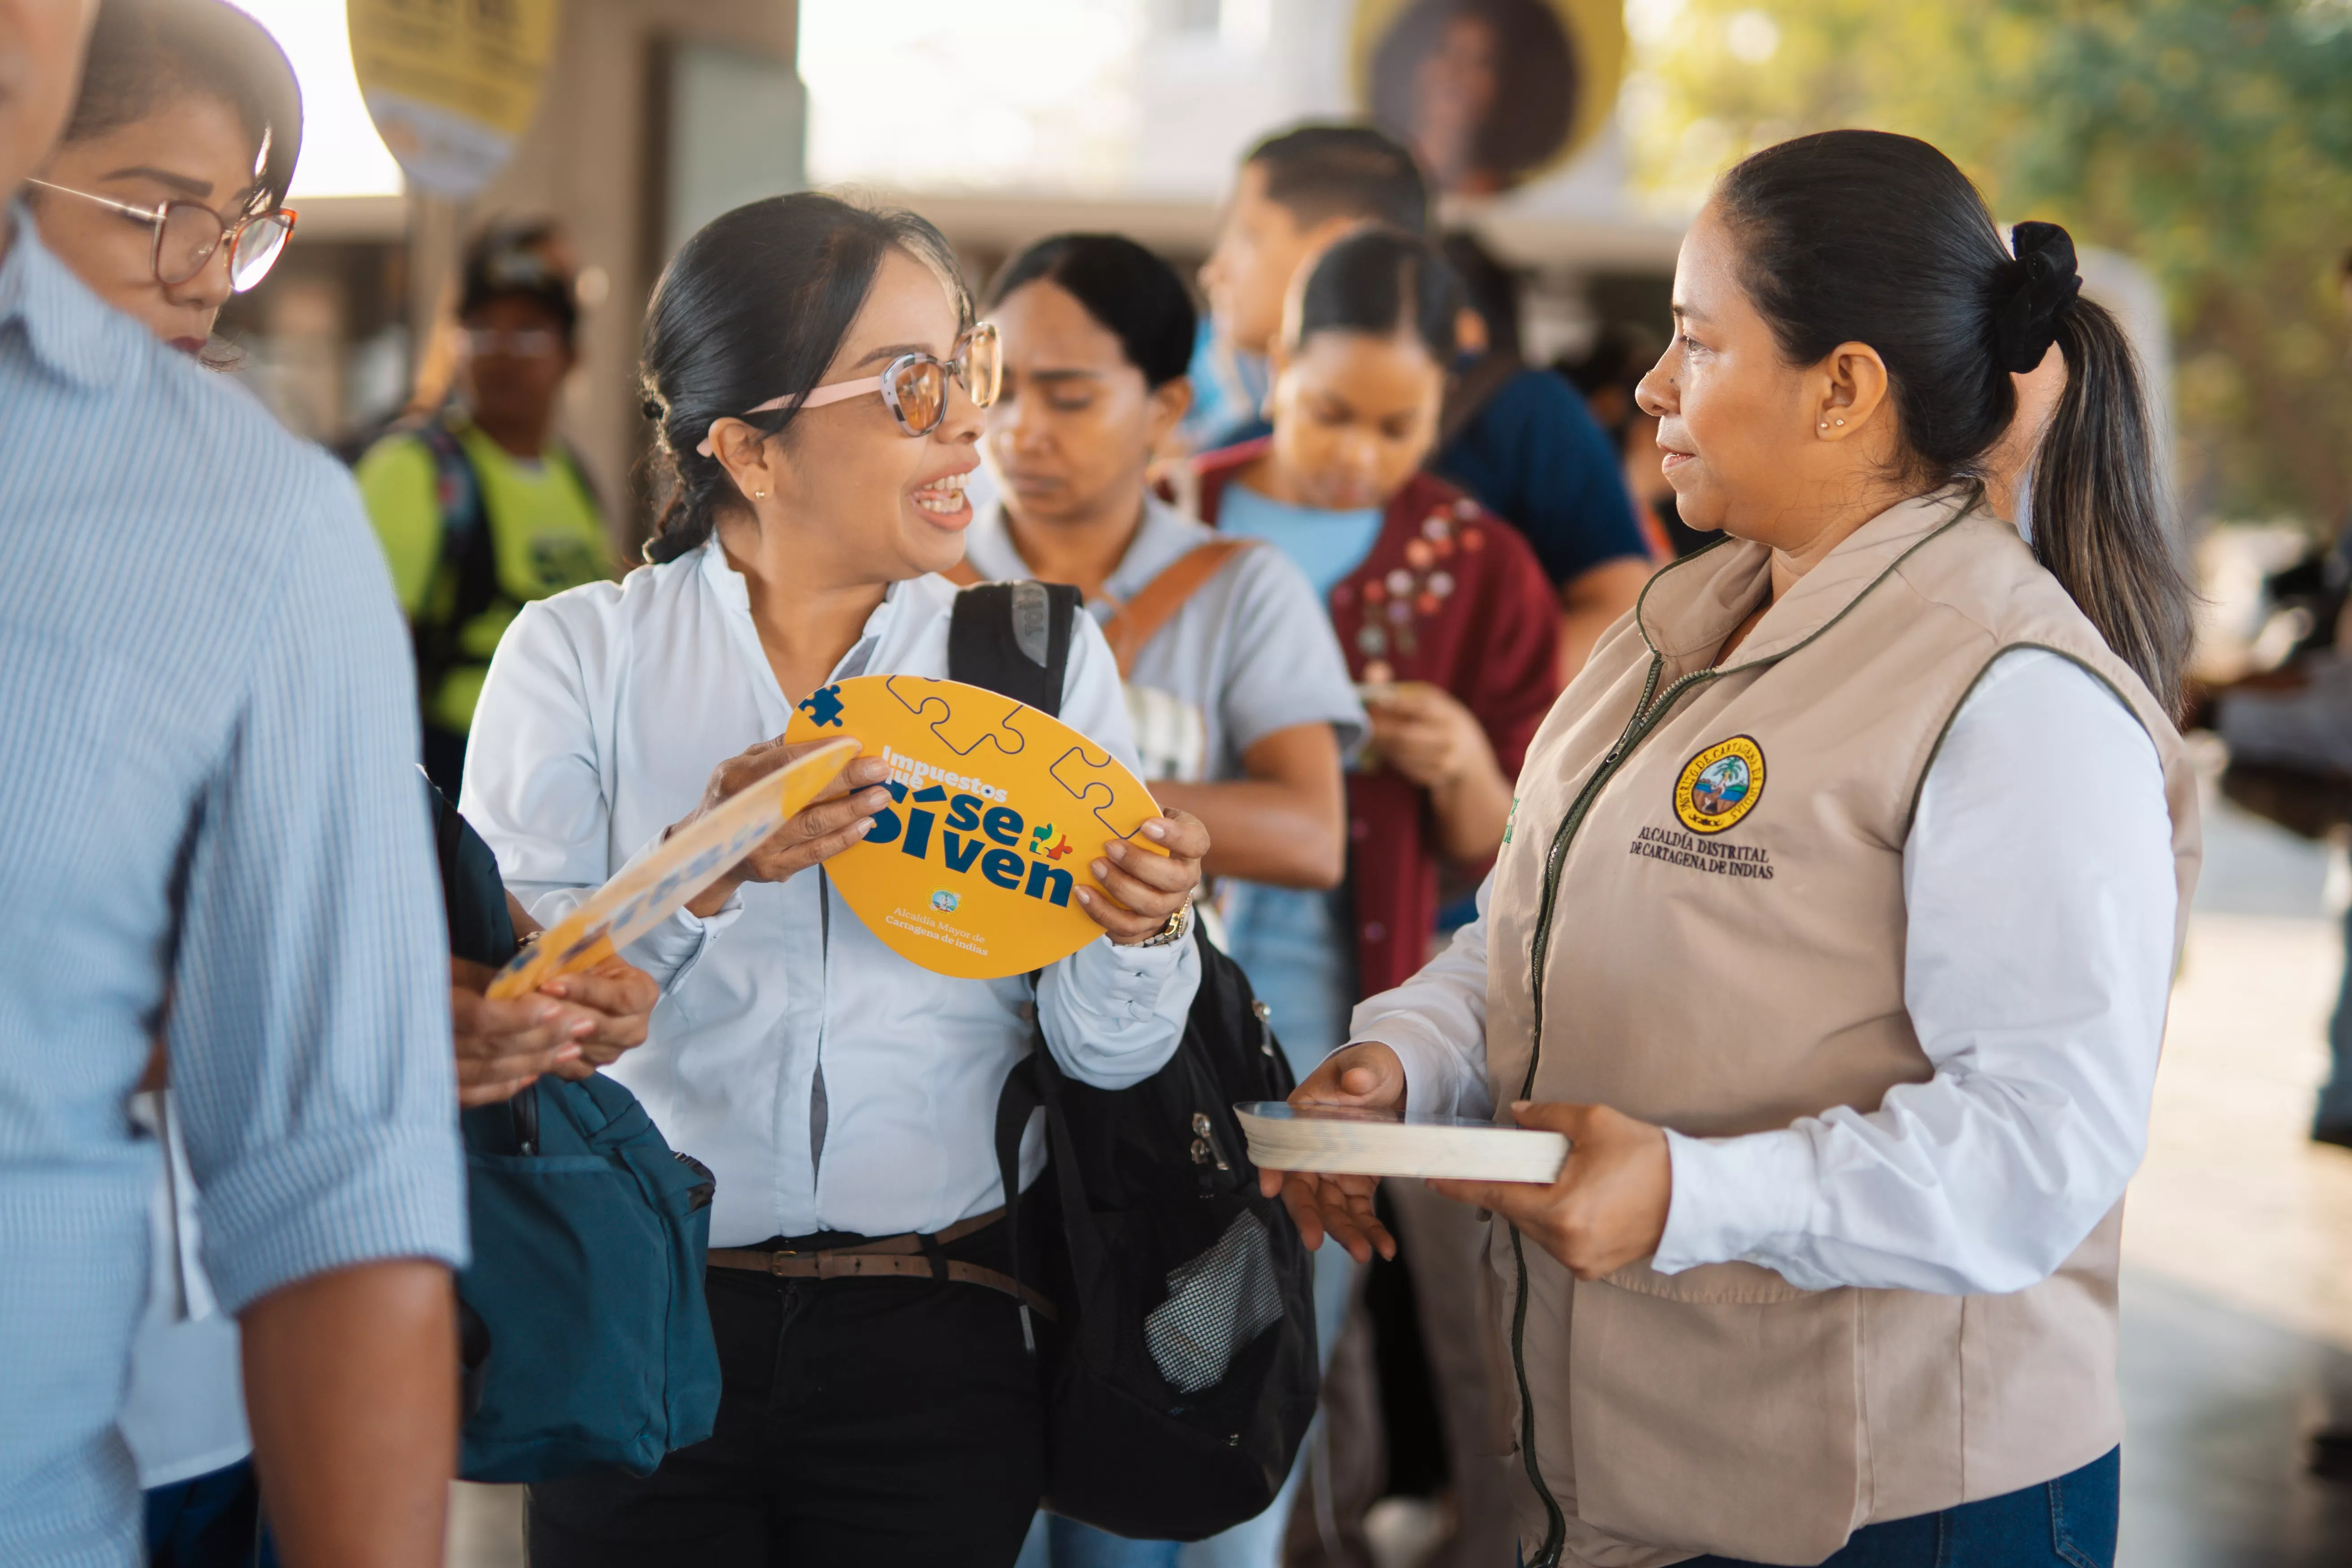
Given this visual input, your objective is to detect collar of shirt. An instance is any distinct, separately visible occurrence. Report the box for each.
[965,494,1217,612]
[693,534,904,689]
[0,203,140,392]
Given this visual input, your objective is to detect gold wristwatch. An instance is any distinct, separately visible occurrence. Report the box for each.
[1136,895,1195,949]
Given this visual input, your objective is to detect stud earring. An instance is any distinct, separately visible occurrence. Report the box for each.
[753,489,766,500]
[1835,418,1845,427]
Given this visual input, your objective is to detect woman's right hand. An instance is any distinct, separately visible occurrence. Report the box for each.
[449,960,590,1108]
[1257,1041,1409,1263]
[676,738,895,917]
[449,952,663,1109]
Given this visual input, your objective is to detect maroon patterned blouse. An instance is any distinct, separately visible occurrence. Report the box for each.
[1195,441,1562,999]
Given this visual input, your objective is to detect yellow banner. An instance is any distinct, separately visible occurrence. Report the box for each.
[349,0,560,196]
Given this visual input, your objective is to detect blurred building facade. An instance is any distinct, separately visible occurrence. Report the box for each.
[223,2,2174,558]
[220,0,1701,556]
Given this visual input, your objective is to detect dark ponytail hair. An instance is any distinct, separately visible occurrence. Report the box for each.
[639,192,969,565]
[67,0,304,207]
[1289,225,1464,363]
[1715,129,2192,717]
[985,232,1195,388]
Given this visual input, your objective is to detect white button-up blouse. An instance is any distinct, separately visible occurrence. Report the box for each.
[462,541,1201,1244]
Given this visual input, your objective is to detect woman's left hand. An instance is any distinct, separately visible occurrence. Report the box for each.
[1077,810,1211,946]
[1365,682,1500,792]
[1430,1101,1674,1280]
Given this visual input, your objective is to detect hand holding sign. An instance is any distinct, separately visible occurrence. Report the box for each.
[486,737,863,1001]
[782,676,1204,977]
[1078,813,1207,947]
[675,738,899,919]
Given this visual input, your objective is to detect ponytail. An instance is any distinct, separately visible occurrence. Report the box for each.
[1716,131,2195,718]
[2026,299,2193,718]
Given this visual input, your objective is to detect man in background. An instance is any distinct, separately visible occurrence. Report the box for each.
[358,221,615,798]
[1193,122,1649,680]
[1434,230,1652,678]
[0,4,467,1564]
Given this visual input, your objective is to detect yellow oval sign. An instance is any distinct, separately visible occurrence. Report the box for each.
[1673,735,1766,835]
[348,0,560,196]
[784,675,1163,979]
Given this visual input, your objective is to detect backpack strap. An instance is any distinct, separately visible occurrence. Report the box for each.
[1098,539,1252,680]
[995,1047,1045,1352]
[955,578,1081,1351]
[947,540,1251,680]
[413,419,502,713]
[948,580,1081,719]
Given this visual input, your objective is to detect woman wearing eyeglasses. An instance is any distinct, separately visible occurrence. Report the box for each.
[26,0,297,361]
[461,192,1211,1566]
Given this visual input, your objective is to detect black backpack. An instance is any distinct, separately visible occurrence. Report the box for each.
[949,581,1320,1541]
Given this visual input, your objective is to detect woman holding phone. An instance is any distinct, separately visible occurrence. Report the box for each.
[1268,131,2197,1568]
[462,192,1208,1566]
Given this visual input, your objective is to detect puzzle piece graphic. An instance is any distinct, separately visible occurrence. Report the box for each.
[798,683,847,728]
[1049,745,1131,842]
[883,676,1032,760]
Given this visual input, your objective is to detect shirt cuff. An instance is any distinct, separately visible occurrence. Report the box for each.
[609,827,744,988]
[1070,929,1188,1018]
[1374,1030,1485,1120]
[623,895,741,988]
[1653,1127,1818,1275]
[198,1120,469,1315]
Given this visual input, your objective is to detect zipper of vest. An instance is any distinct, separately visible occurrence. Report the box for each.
[1509,648,1725,1568]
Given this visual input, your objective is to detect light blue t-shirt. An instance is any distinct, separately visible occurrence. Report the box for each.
[1209,480,1386,1075]
[1215,480,1385,603]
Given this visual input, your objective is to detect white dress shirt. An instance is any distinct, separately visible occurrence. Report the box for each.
[463,542,1201,1244]
[1360,648,2178,1295]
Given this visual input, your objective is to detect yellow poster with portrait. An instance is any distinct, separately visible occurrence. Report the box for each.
[783,675,1166,980]
[348,0,560,197]
[1351,0,1626,196]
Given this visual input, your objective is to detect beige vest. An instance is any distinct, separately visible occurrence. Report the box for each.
[1478,492,2200,1566]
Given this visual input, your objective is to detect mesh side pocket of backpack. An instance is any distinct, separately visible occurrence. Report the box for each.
[1142,1207,1286,1394]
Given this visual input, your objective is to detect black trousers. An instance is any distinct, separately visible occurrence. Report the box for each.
[526,1216,1046,1567]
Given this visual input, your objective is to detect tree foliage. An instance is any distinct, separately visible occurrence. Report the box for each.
[1623,0,2352,527]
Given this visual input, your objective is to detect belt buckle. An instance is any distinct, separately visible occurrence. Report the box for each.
[768,1248,797,1277]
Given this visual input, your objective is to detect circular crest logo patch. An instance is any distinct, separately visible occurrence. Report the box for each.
[1673,736,1765,834]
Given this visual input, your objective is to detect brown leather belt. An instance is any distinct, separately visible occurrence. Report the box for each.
[707,1207,1057,1321]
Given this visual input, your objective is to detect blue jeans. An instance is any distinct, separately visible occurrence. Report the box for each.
[144,1458,276,1568]
[1679,1446,2119,1568]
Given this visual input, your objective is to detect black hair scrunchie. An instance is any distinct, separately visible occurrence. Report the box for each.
[1991,221,2084,374]
[641,396,666,422]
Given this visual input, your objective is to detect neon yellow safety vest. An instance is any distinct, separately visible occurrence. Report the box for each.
[358,418,615,732]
